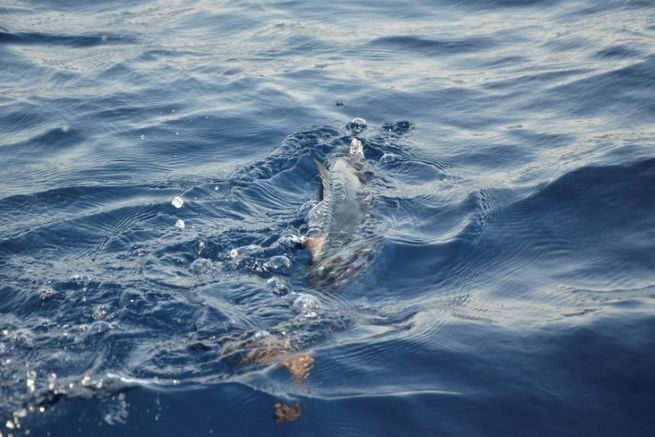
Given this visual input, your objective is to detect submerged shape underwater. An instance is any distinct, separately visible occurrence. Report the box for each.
[1,0,655,435]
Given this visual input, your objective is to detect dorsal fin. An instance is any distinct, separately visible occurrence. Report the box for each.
[304,235,326,263]
[314,159,331,205]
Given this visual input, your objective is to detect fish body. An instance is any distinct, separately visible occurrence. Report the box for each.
[303,137,382,290]
[304,156,362,264]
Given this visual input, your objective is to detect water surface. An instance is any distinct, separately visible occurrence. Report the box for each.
[1,0,655,435]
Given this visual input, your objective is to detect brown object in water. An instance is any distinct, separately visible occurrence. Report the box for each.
[281,353,315,382]
[273,402,303,425]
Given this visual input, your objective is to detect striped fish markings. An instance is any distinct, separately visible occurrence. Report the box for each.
[305,137,365,272]
[302,136,381,294]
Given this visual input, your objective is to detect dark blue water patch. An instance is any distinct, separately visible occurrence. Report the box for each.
[450,143,537,171]
[1,126,84,159]
[505,129,575,150]
[0,31,134,47]
[483,67,592,92]
[257,34,332,59]
[367,35,498,58]
[593,44,644,60]
[0,103,52,136]
[561,0,655,19]
[479,158,655,286]
[171,11,261,39]
[456,0,561,7]
[476,55,529,69]
[535,56,655,122]
[18,312,655,437]
[380,157,655,299]
[542,34,592,53]
[360,87,506,132]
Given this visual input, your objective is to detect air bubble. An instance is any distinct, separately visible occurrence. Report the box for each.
[229,244,259,259]
[191,258,213,274]
[347,117,367,134]
[92,305,110,321]
[292,293,323,317]
[89,321,112,335]
[267,277,289,296]
[264,255,291,272]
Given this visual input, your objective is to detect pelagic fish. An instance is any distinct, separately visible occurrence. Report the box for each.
[304,137,375,289]
[220,135,377,423]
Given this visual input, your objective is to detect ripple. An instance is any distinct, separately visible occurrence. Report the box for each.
[2,0,655,432]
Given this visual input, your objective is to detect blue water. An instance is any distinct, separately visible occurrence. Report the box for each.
[2,0,655,435]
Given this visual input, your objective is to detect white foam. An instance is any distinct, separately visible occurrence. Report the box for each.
[171,196,184,208]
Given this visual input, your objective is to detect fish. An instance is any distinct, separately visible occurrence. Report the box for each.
[220,137,375,423]
[304,156,363,263]
[303,137,378,289]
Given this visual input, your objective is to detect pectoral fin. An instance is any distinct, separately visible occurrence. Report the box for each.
[304,235,325,263]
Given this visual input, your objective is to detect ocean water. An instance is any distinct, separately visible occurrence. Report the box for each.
[2,0,655,435]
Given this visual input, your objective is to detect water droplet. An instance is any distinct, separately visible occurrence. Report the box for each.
[171,196,184,208]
